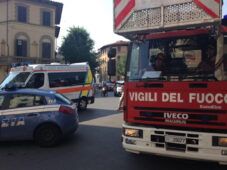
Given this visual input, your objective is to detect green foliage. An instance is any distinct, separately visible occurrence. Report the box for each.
[117,55,127,76]
[60,26,99,72]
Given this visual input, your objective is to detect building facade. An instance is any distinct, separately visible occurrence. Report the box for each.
[0,0,63,81]
[98,41,128,82]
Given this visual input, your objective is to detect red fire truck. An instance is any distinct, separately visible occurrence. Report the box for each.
[112,0,227,165]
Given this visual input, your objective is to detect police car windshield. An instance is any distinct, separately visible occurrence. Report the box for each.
[0,72,30,89]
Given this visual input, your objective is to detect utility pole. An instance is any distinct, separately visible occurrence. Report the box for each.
[6,0,9,58]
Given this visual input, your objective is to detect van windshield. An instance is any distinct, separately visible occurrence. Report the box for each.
[0,72,30,89]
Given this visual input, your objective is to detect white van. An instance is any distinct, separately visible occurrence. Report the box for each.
[0,62,95,110]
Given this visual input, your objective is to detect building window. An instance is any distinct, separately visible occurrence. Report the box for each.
[15,35,28,57]
[17,6,27,23]
[42,11,51,26]
[42,42,51,58]
[1,40,6,56]
[41,38,52,58]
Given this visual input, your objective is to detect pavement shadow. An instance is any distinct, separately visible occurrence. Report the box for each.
[78,108,122,123]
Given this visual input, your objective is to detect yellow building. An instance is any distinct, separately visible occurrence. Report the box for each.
[98,41,128,82]
[0,0,63,81]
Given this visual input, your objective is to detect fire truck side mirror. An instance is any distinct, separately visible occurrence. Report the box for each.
[108,58,116,76]
[108,48,116,58]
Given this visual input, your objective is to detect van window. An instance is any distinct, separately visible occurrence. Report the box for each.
[26,73,44,88]
[48,72,87,88]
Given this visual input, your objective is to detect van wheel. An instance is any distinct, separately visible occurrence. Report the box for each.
[78,98,87,111]
[34,124,61,147]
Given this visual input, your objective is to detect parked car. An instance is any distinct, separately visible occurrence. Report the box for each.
[0,86,78,147]
[114,80,124,97]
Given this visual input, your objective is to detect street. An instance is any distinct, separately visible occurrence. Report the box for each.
[0,93,226,170]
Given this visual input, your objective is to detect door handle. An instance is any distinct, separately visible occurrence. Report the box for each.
[27,113,39,117]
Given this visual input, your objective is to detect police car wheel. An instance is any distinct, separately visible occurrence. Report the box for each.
[34,124,61,147]
[78,98,87,111]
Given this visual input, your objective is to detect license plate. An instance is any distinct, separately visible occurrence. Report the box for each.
[165,135,186,144]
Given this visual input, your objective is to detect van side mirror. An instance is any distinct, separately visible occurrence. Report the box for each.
[108,48,116,58]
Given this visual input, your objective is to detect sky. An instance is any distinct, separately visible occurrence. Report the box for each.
[56,0,227,51]
[56,0,126,51]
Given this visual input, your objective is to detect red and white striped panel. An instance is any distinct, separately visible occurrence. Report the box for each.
[114,0,222,32]
[194,0,221,18]
[114,0,135,29]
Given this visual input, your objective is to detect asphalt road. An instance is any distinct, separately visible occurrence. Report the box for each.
[0,93,226,170]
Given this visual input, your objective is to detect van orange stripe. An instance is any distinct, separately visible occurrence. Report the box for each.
[56,86,92,94]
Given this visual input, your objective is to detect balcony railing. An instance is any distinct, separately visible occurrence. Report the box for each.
[0,56,56,65]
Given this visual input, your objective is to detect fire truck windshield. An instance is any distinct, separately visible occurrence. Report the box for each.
[127,35,218,81]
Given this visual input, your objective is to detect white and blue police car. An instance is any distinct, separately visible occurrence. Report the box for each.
[0,85,79,147]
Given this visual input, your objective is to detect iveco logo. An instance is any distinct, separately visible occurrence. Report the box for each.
[164,112,189,120]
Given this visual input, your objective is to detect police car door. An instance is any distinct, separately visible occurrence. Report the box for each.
[0,93,39,140]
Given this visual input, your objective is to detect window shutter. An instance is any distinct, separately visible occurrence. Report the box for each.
[43,11,51,26]
[42,42,51,58]
[18,6,27,23]
[22,40,27,57]
[16,39,27,57]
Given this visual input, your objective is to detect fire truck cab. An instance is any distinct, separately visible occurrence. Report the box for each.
[113,0,227,165]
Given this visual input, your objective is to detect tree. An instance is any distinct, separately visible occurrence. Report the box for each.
[60,26,98,72]
[116,55,127,77]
